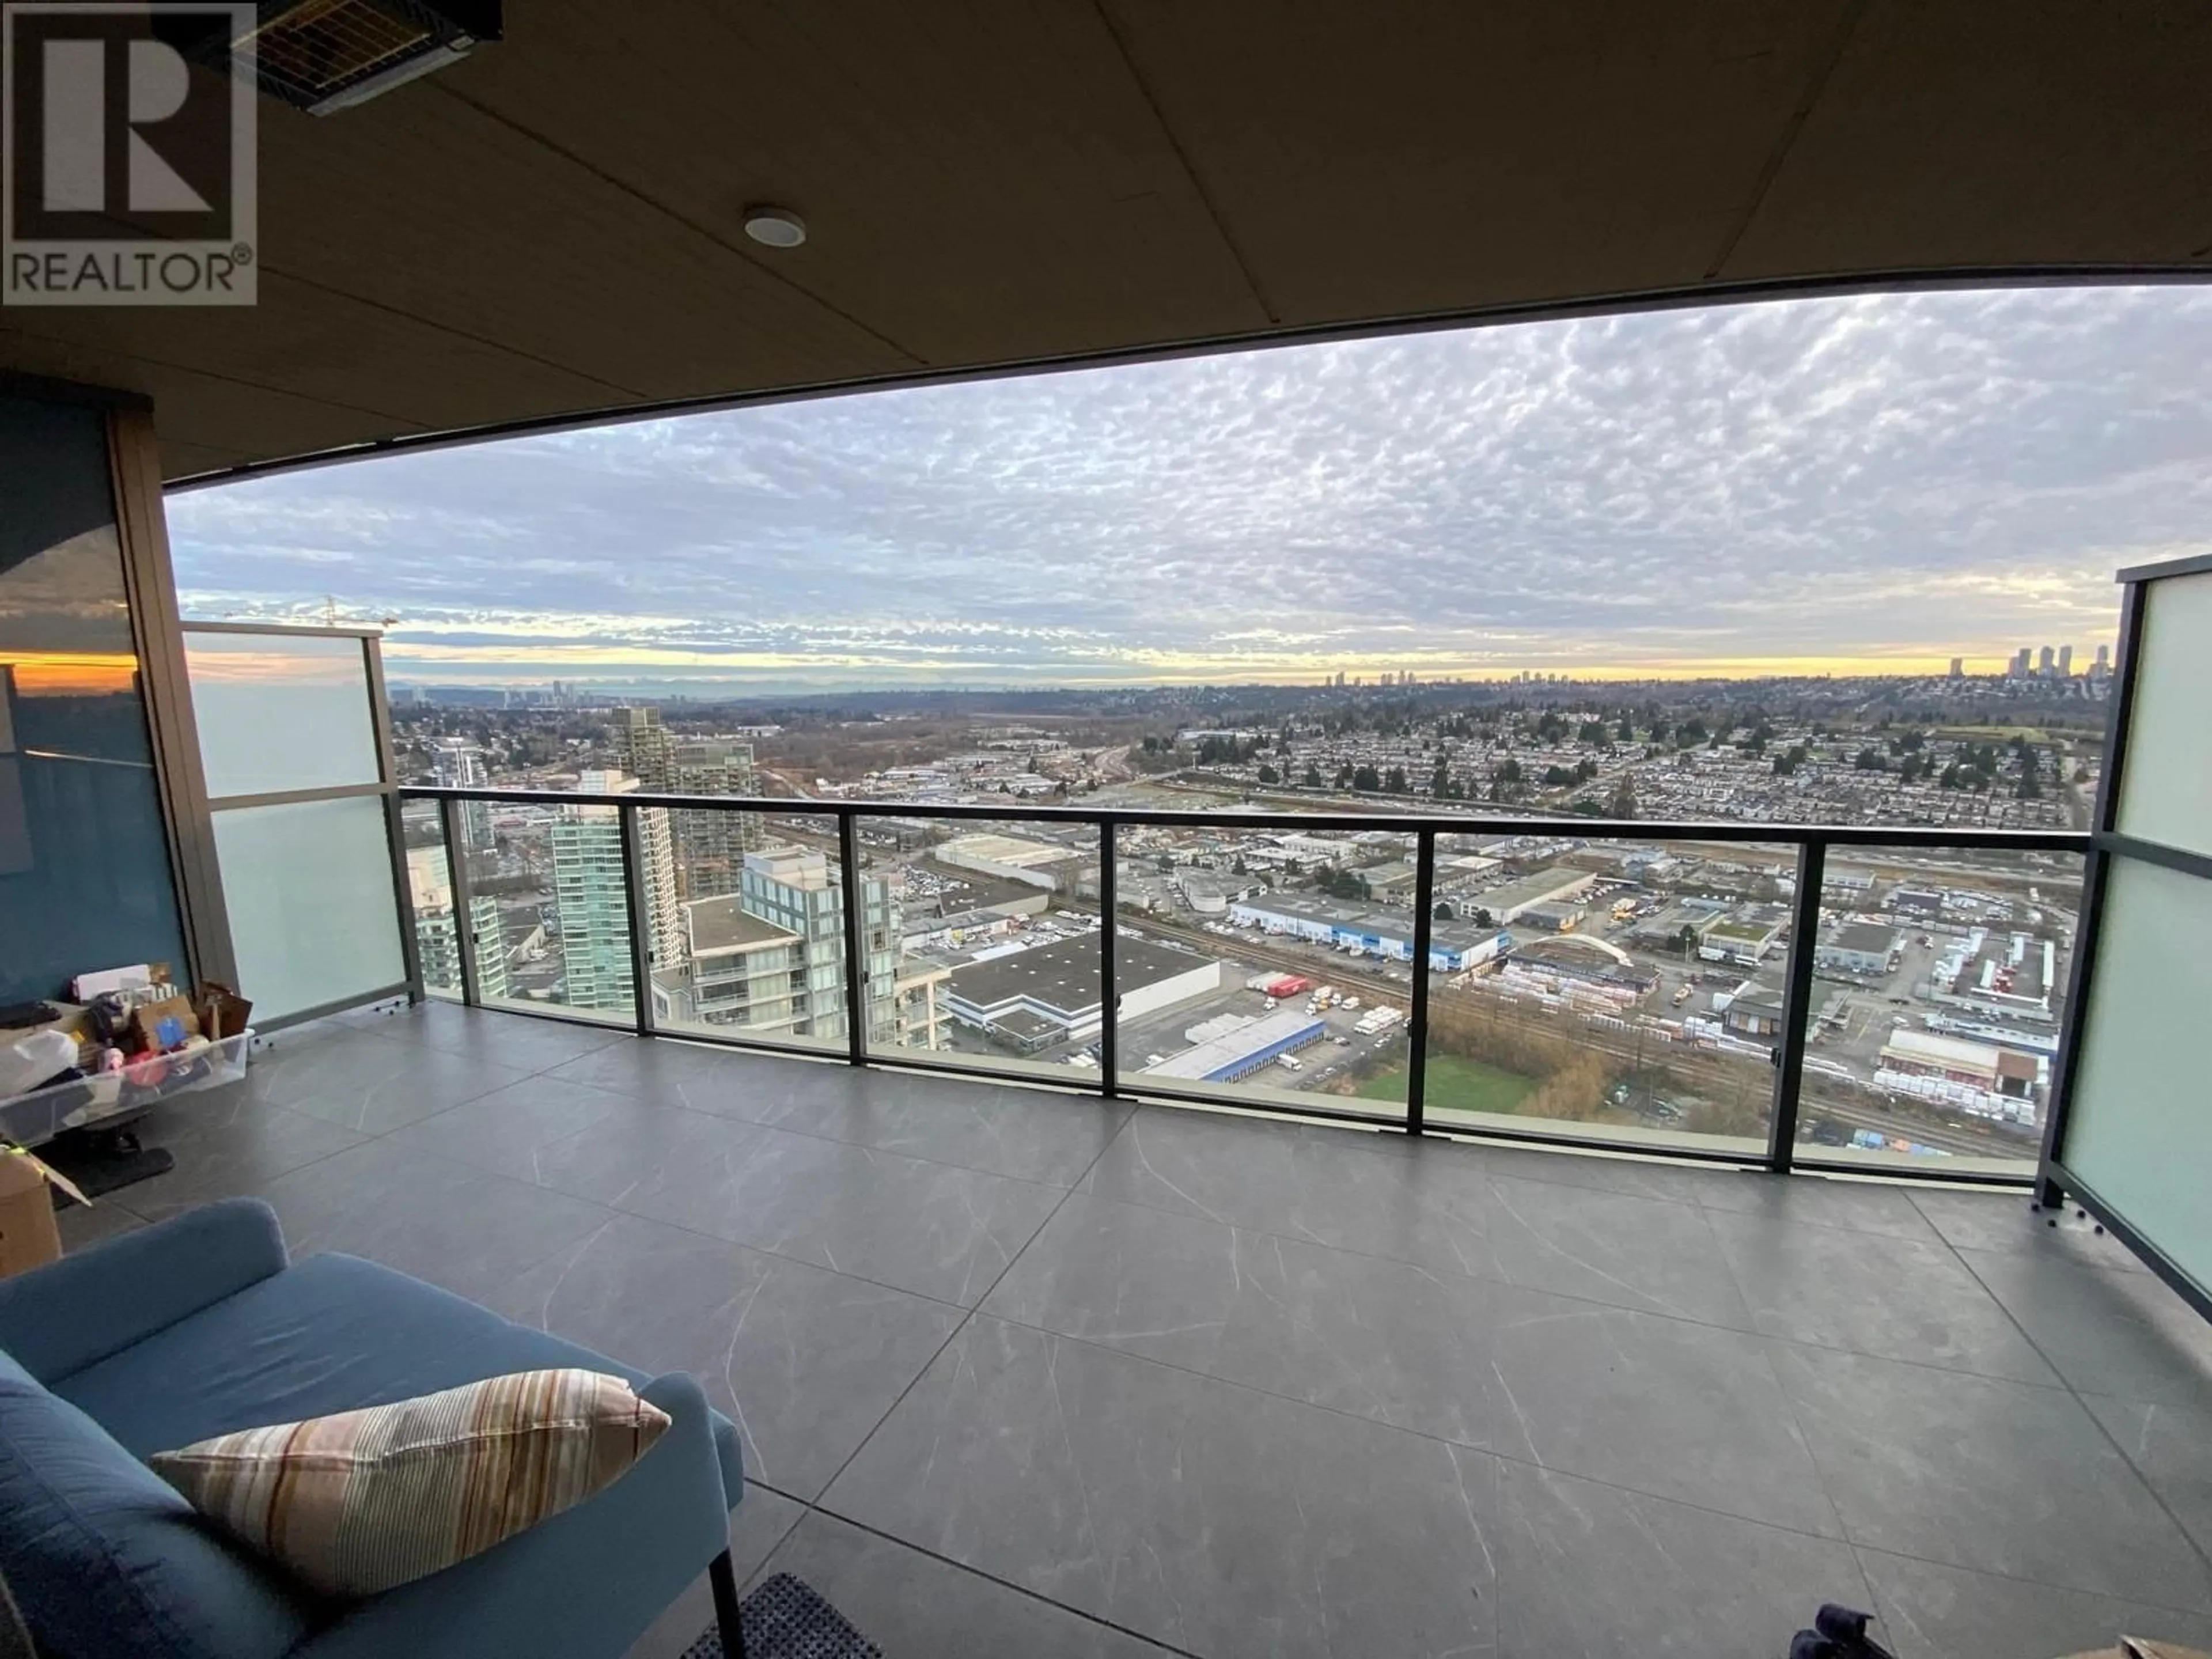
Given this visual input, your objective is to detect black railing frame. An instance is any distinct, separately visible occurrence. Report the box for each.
[400,785,2090,1185]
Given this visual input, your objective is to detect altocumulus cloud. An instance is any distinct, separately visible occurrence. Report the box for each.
[167,285,2212,687]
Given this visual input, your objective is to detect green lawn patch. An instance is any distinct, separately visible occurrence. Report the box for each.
[1357,1054,1536,1116]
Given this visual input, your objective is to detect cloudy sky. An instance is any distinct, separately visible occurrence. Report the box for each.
[167,284,2210,690]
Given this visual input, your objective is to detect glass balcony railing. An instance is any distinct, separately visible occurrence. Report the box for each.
[646,806,851,1058]
[857,813,1104,1085]
[396,783,2089,1181]
[1108,824,1413,1125]
[1786,843,2085,1179]
[1419,832,1796,1161]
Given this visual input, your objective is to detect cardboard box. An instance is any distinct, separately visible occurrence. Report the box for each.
[0,1149,64,1278]
[194,983,253,1041]
[127,994,199,1052]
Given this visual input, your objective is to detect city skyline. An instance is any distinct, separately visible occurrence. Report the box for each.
[167,285,2207,690]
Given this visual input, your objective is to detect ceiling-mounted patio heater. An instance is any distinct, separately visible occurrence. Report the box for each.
[164,0,502,116]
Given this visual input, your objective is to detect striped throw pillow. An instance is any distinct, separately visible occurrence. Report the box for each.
[149,1370,670,1598]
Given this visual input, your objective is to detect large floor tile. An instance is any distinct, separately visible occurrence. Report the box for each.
[984,1191,1501,1446]
[621,1487,809,1659]
[343,997,631,1065]
[1857,1549,2212,1659]
[1485,1290,1842,1536]
[1486,1174,1754,1327]
[749,1062,1134,1187]
[1910,1186,2149,1273]
[1960,1248,2212,1406]
[983,1190,1245,1373]
[2084,1393,2212,1560]
[490,1213,963,1501]
[248,1027,531,1134]
[1476,1142,1751,1206]
[823,1316,1498,1659]
[1772,1343,2212,1610]
[541,1036,795,1111]
[1492,1459,1870,1658]
[524,1100,768,1206]
[112,1090,368,1222]
[533,1107,1065,1306]
[378,1075,642,1183]
[255,1138,613,1303]
[1708,1210,2058,1382]
[1690,1171,1945,1243]
[757,1514,1181,1659]
[1083,1107,1503,1283]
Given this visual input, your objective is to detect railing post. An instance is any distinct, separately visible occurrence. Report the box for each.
[1097,820,1118,1099]
[363,637,422,1006]
[839,811,868,1065]
[385,791,426,1007]
[1767,838,1827,1173]
[1405,830,1436,1137]
[440,794,482,1009]
[616,802,656,1039]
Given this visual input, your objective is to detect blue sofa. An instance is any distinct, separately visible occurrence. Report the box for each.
[0,1199,748,1659]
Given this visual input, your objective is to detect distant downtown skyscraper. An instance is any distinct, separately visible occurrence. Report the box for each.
[1949,657,1963,679]
[2058,643,2073,677]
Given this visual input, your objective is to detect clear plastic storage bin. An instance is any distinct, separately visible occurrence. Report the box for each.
[0,1031,254,1147]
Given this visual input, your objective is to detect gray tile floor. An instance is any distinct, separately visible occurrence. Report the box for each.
[55,1001,2212,1659]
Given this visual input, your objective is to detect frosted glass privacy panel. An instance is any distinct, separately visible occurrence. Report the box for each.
[2115,569,2212,861]
[213,796,405,1022]
[186,632,381,800]
[2065,857,2212,1296]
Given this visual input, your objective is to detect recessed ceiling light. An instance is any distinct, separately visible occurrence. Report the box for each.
[743,206,807,249]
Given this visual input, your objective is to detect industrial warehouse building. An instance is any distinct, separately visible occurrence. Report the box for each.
[1880,1028,2043,1100]
[1225,893,1508,972]
[933,832,1091,892]
[1173,870,1246,914]
[943,933,1220,1051]
[1702,909,1787,966]
[1816,921,1902,977]
[1353,860,1419,903]
[1718,975,1789,1038]
[1137,1010,1329,1084]
[1932,931,2060,1026]
[1472,866,1599,923]
[1515,898,1589,934]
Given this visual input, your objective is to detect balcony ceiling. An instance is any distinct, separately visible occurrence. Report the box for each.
[4,0,2209,485]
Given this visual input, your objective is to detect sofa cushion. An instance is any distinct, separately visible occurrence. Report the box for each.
[55,1252,743,1510]
[0,1348,317,1659]
[152,1369,671,1597]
